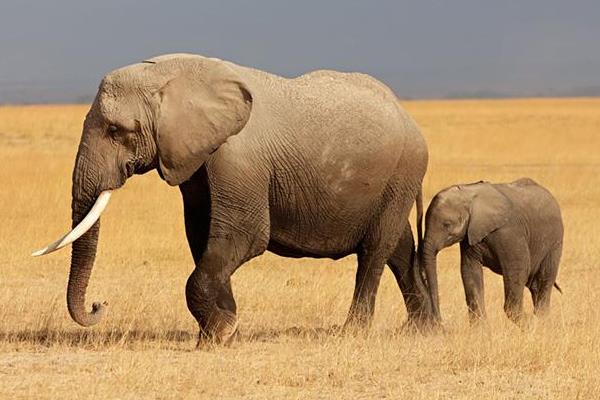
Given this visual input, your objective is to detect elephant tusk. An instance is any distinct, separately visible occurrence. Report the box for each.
[32,190,113,257]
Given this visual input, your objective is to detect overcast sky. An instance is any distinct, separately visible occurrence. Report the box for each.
[1,0,599,102]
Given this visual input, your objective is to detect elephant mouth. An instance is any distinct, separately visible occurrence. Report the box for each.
[156,162,166,180]
[125,161,136,177]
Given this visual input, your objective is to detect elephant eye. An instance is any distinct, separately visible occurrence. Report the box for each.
[107,124,119,134]
[443,221,452,228]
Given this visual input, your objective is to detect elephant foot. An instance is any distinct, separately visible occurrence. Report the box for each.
[468,314,489,329]
[341,314,372,336]
[401,314,443,335]
[196,309,238,348]
[504,308,526,329]
[514,314,534,332]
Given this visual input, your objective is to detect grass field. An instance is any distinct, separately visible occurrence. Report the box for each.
[0,98,599,399]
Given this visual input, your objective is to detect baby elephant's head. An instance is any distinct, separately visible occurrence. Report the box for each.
[424,181,512,252]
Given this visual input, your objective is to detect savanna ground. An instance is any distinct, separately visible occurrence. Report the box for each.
[0,98,599,399]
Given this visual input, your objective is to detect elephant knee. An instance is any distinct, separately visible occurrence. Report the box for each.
[198,245,231,274]
[185,271,211,322]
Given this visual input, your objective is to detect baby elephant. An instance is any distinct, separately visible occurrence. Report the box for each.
[420,178,563,324]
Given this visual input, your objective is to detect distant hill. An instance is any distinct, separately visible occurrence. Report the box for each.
[1,85,600,105]
[443,86,600,100]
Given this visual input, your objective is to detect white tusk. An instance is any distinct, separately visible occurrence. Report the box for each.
[32,190,113,257]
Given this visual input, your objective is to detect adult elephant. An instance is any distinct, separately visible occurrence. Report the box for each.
[34,53,431,343]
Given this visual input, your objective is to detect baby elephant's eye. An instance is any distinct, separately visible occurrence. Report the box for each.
[443,221,452,228]
[107,124,119,134]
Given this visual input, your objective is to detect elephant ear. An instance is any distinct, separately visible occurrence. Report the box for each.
[155,59,252,185]
[467,184,513,245]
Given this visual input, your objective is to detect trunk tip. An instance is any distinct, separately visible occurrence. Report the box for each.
[92,301,108,312]
[69,301,108,327]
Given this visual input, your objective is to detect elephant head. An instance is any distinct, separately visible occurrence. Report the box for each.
[419,182,511,321]
[33,54,253,327]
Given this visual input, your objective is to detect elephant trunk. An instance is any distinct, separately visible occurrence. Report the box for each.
[66,152,107,327]
[67,218,106,326]
[422,242,441,322]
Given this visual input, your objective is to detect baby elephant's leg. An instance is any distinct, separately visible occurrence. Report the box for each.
[488,231,530,325]
[460,247,486,322]
[531,243,563,317]
[501,258,530,324]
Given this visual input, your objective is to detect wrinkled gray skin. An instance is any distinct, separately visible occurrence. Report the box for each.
[67,53,432,343]
[420,178,563,324]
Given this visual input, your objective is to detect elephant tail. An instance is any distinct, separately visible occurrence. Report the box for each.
[416,187,424,251]
[554,282,563,294]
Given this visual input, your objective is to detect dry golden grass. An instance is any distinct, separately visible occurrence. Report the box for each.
[1,99,599,399]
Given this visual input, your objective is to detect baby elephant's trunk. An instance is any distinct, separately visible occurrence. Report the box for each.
[421,244,441,322]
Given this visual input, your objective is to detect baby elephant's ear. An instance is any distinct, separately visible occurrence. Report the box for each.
[156,59,252,185]
[467,184,512,245]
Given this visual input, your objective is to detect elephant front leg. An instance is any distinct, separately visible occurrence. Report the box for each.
[181,165,270,345]
[186,250,238,346]
[186,234,267,346]
[460,245,486,323]
[180,172,239,344]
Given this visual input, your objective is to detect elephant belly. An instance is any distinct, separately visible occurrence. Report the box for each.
[268,164,406,258]
[481,245,503,275]
[267,239,354,260]
[267,207,371,258]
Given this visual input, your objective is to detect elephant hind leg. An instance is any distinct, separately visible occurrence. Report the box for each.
[531,242,563,317]
[345,199,411,330]
[344,245,388,329]
[487,230,531,325]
